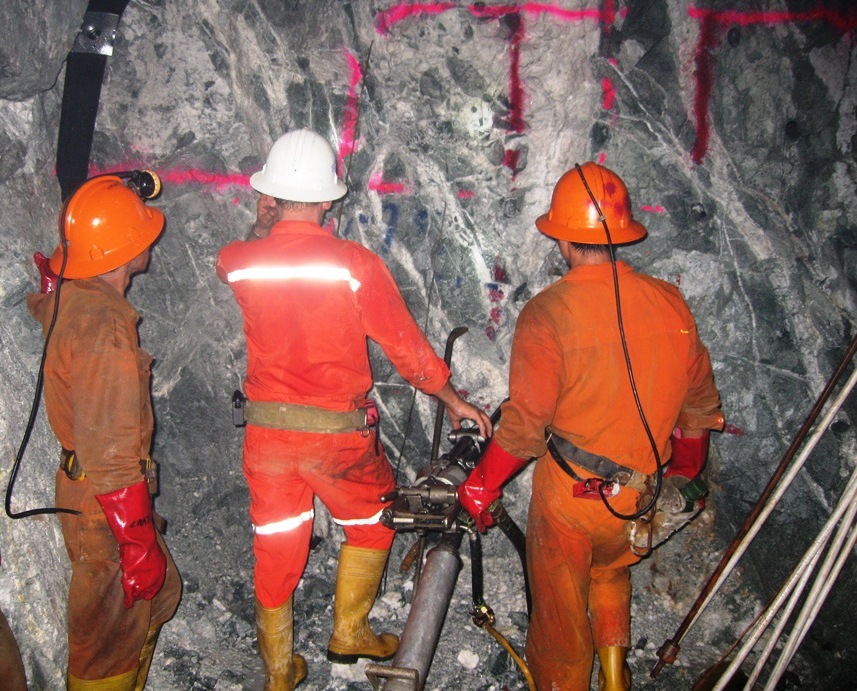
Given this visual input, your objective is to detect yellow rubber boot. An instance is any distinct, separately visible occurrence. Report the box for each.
[256,598,307,690]
[67,669,138,690]
[597,646,631,691]
[326,544,398,664]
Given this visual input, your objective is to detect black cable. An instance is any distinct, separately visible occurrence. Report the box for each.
[573,163,662,521]
[6,211,80,519]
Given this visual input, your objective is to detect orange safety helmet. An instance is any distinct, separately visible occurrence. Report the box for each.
[49,175,165,279]
[535,162,647,245]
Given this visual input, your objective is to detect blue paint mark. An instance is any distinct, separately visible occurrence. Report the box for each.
[382,202,399,250]
[342,218,355,238]
[414,209,429,236]
[359,213,369,224]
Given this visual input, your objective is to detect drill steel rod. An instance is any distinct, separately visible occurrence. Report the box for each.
[651,334,857,678]
[713,456,857,691]
[368,533,463,690]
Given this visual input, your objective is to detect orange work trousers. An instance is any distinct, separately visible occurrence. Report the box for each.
[57,470,182,682]
[244,425,395,608]
[524,457,641,690]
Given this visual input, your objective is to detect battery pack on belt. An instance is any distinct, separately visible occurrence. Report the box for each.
[60,449,85,481]
[547,433,651,494]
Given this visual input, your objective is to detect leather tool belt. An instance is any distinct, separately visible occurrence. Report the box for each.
[547,433,651,493]
[60,449,159,496]
[244,400,371,434]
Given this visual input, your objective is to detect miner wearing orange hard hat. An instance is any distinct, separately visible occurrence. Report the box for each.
[28,172,181,690]
[459,162,724,690]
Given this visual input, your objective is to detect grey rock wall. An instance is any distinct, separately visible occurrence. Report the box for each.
[0,1,854,689]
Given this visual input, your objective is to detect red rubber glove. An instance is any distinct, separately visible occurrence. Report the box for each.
[96,481,166,608]
[458,441,528,533]
[665,430,710,479]
[34,252,59,294]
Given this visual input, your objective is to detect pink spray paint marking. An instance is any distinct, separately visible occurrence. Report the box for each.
[89,164,252,192]
[688,6,857,164]
[724,423,745,436]
[338,49,363,176]
[458,189,475,199]
[368,171,410,195]
[376,3,458,35]
[640,205,666,213]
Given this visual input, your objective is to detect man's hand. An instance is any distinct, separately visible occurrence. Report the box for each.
[433,381,493,438]
[457,441,528,533]
[247,194,279,240]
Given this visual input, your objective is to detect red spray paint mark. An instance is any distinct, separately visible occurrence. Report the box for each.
[688,6,857,164]
[724,423,745,436]
[492,257,509,283]
[502,148,521,173]
[368,171,410,195]
[597,152,607,164]
[338,49,363,176]
[601,76,616,110]
[458,189,475,199]
[507,13,526,135]
[640,204,666,213]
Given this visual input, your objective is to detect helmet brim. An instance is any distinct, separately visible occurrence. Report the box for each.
[535,214,647,245]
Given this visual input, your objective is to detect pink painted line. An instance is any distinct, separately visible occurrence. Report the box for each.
[338,49,363,174]
[368,171,410,195]
[469,2,613,24]
[640,204,666,213]
[89,165,251,191]
[377,2,618,33]
[458,189,475,199]
[688,6,857,163]
[689,7,857,33]
[376,3,457,34]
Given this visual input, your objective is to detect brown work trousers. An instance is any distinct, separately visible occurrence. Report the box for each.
[57,470,182,682]
[525,458,641,690]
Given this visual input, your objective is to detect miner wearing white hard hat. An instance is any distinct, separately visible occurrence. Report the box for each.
[216,128,492,689]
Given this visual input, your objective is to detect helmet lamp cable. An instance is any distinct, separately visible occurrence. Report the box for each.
[573,163,662,521]
[6,206,80,519]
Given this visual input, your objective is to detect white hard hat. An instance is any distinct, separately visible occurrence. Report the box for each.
[250,129,347,202]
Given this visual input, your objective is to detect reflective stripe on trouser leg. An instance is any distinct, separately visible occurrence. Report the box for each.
[244,426,396,606]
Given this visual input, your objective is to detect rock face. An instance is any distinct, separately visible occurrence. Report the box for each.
[0,2,854,689]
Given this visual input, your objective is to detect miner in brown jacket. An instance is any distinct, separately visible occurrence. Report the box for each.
[28,173,181,690]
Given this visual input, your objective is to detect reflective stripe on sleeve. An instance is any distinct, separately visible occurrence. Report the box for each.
[332,509,384,527]
[226,264,361,292]
[253,508,315,536]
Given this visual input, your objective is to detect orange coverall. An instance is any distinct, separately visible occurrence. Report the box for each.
[216,220,451,607]
[28,279,181,682]
[494,261,723,689]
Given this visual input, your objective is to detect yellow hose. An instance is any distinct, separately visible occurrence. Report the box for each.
[481,621,538,691]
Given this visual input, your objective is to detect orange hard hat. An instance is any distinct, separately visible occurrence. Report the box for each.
[50,175,165,279]
[535,162,647,245]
